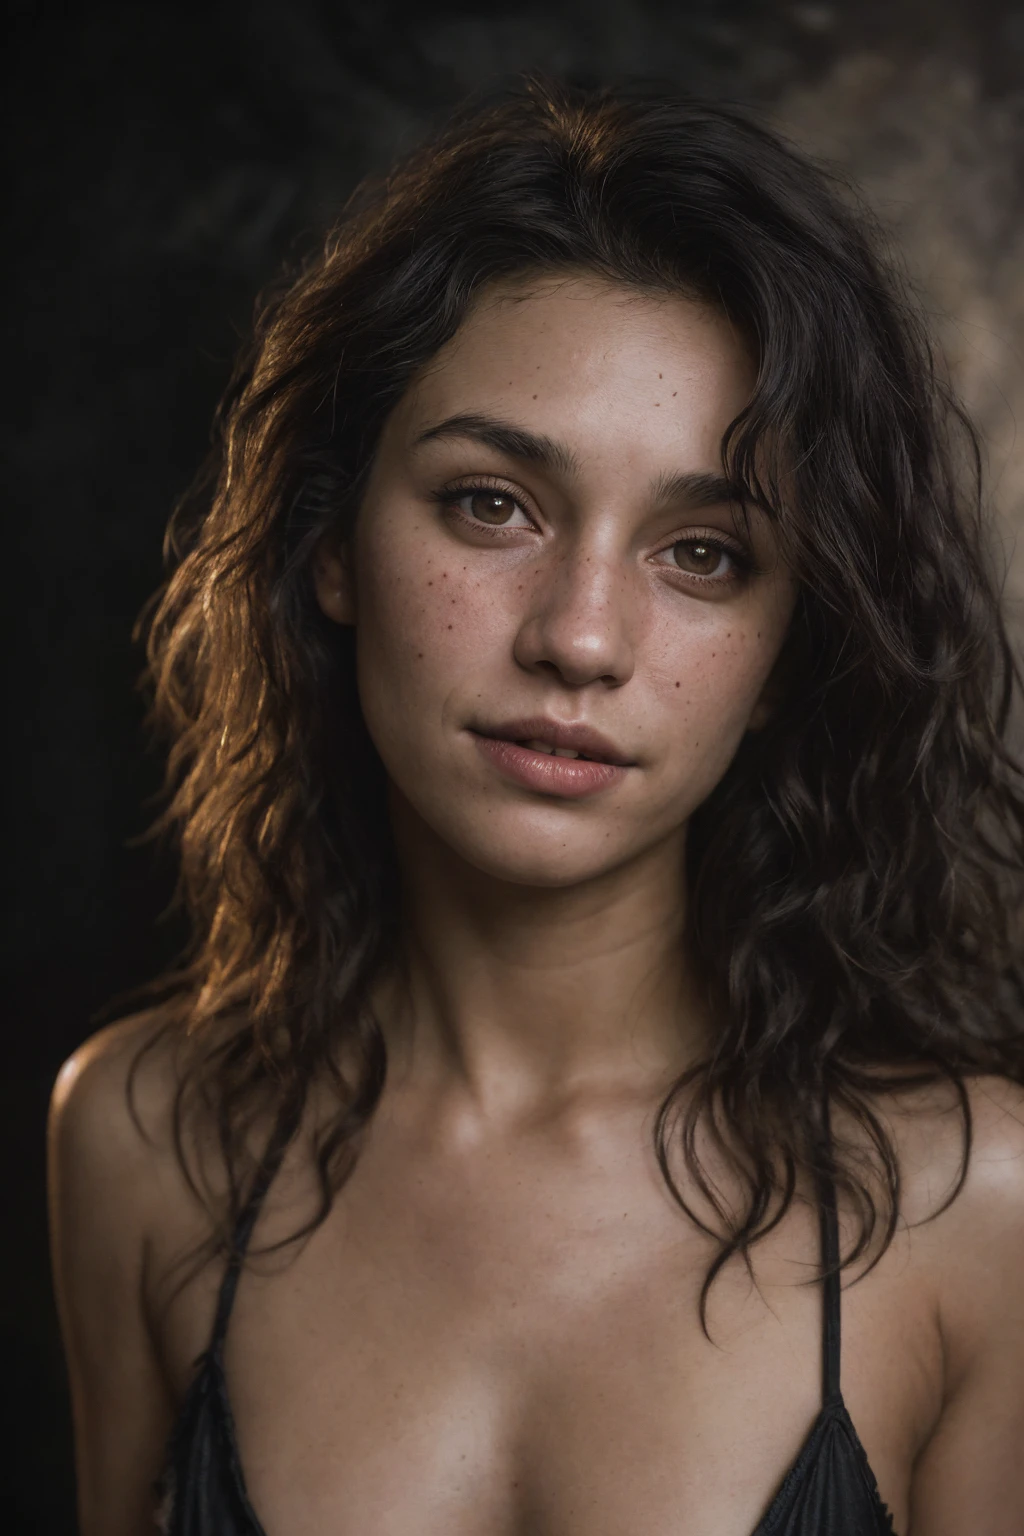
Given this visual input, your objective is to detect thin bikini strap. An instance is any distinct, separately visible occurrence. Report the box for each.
[819,1097,843,1405]
[209,1121,296,1356]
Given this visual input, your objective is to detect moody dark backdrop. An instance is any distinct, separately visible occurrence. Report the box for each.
[6,2,1024,1530]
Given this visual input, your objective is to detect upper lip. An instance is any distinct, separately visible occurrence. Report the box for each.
[471,717,635,767]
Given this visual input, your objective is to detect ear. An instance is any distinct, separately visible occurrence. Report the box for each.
[747,642,792,733]
[747,692,774,732]
[313,534,356,626]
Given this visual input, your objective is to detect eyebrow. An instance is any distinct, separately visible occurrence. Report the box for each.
[413,412,745,510]
[415,413,582,479]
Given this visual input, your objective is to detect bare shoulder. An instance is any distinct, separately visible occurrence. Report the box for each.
[881,1073,1024,1224]
[933,1074,1024,1271]
[49,1009,186,1219]
[51,1007,172,1132]
[848,1069,1020,1195]
[885,1076,1024,1528]
[878,1075,1024,1366]
[48,1008,220,1298]
[48,1013,210,1535]
[960,1073,1024,1193]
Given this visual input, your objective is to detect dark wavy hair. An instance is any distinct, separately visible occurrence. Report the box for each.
[133,78,1024,1322]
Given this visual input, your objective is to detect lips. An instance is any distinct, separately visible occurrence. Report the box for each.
[473,717,634,767]
[523,738,587,758]
[470,717,634,799]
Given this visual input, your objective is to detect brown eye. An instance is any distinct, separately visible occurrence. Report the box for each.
[468,491,519,524]
[436,483,534,533]
[672,539,728,576]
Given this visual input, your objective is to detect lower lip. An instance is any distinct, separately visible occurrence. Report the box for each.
[471,734,629,799]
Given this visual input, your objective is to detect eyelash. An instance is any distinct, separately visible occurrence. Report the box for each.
[431,479,535,537]
[431,477,757,583]
[660,536,758,584]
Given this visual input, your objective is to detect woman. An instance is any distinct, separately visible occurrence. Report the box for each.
[48,80,1024,1535]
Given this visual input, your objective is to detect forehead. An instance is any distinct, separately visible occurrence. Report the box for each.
[389,272,756,477]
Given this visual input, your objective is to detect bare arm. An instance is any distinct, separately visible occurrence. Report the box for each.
[907,1079,1024,1534]
[48,1020,177,1536]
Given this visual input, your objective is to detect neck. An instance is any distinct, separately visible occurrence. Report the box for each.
[379,798,712,1126]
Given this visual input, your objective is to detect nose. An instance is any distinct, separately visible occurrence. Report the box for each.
[512,539,635,688]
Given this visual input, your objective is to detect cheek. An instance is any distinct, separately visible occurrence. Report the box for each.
[649,617,782,775]
[353,518,508,719]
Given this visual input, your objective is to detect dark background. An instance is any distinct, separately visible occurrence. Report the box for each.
[5,2,1024,1530]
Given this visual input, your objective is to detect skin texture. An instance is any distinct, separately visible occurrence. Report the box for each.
[49,275,1024,1536]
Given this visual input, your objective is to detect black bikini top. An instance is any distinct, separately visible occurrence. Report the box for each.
[157,1149,897,1536]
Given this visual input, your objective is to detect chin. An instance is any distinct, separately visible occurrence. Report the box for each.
[471,846,618,888]
[428,808,643,889]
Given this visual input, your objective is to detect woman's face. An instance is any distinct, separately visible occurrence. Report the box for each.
[315,272,798,887]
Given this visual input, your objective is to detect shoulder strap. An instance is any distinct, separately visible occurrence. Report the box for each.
[209,1119,296,1356]
[818,1096,842,1405]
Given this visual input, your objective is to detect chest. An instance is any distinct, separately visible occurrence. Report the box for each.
[159,1138,934,1536]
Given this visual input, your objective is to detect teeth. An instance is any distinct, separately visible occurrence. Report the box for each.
[524,738,579,758]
